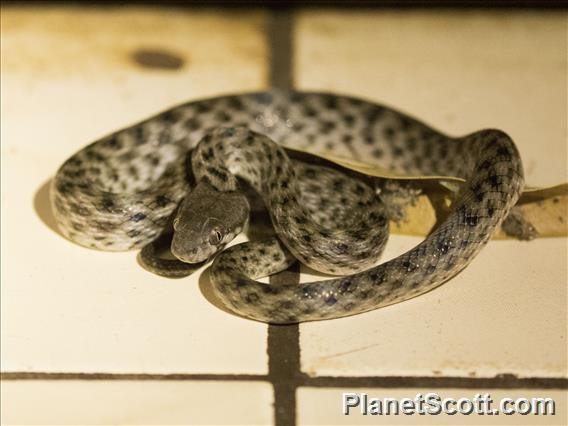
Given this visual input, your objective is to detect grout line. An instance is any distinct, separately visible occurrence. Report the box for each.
[0,372,267,381]
[268,264,301,426]
[299,375,568,390]
[3,372,566,390]
[267,8,299,426]
[268,8,294,91]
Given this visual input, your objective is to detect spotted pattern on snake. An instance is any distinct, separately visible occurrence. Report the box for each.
[190,127,389,275]
[51,91,524,323]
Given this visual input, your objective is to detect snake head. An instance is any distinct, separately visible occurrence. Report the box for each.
[171,180,249,264]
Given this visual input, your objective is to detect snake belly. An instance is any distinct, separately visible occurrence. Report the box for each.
[51,91,524,323]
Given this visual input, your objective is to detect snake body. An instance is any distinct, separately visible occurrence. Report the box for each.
[51,91,524,323]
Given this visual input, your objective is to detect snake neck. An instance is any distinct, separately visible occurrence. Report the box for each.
[191,126,389,275]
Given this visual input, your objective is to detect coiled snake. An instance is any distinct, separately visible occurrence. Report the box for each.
[51,91,524,323]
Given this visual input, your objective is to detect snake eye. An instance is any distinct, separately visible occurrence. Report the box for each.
[209,229,223,245]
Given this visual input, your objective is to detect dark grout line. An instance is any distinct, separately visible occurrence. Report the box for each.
[3,372,566,391]
[266,7,300,426]
[0,372,267,381]
[268,9,294,91]
[4,1,566,9]
[300,375,568,390]
[268,263,301,426]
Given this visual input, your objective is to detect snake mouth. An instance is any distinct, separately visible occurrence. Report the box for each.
[171,246,207,264]
[171,236,228,264]
[170,237,208,264]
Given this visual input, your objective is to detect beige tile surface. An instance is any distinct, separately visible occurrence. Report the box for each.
[297,387,568,425]
[1,6,269,374]
[300,236,567,378]
[296,10,567,187]
[296,10,567,379]
[1,380,273,425]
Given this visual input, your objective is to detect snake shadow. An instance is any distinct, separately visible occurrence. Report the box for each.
[34,178,69,241]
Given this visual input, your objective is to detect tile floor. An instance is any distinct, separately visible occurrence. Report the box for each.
[2,380,273,425]
[2,6,269,376]
[1,5,567,425]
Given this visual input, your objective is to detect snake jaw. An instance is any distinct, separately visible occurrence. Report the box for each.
[170,181,250,264]
[170,227,219,264]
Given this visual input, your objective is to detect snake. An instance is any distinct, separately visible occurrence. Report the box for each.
[50,90,524,324]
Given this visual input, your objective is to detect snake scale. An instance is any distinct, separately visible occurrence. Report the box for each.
[51,91,524,323]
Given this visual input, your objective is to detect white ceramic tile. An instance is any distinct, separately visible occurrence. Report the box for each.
[296,9,567,380]
[1,380,273,425]
[300,236,567,378]
[296,10,567,187]
[297,387,568,425]
[1,6,269,374]
[2,6,267,162]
